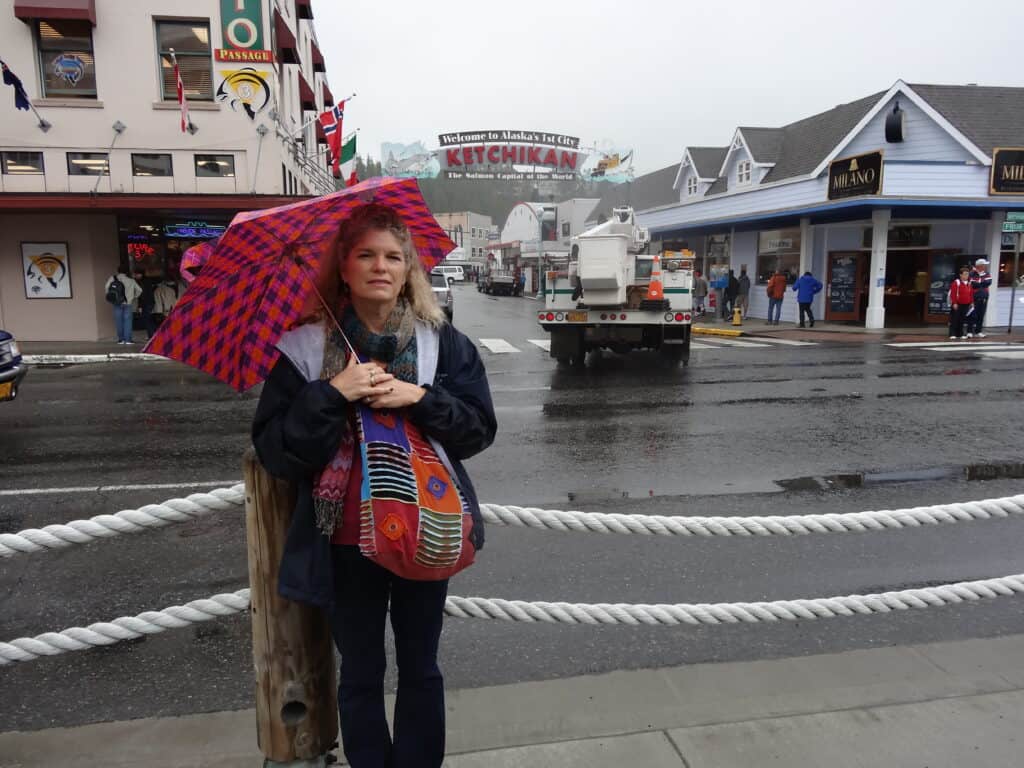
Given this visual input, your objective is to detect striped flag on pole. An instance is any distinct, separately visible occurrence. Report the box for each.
[318,102,345,175]
[170,49,191,133]
[339,134,358,187]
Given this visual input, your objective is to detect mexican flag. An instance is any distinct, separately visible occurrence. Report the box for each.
[339,134,357,187]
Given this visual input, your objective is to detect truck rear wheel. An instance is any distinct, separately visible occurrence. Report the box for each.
[552,327,586,367]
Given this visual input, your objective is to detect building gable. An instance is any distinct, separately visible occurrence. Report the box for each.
[836,93,978,167]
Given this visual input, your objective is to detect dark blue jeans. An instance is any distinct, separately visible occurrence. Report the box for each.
[972,297,988,334]
[768,297,783,324]
[329,546,449,768]
[113,303,133,342]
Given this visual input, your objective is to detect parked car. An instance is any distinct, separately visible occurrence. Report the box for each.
[430,271,454,321]
[0,330,27,402]
[433,264,465,283]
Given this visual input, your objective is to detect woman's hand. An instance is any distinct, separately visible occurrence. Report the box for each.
[329,354,394,401]
[365,379,425,410]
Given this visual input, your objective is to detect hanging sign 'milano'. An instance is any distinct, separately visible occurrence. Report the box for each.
[991,148,1024,196]
[827,150,884,200]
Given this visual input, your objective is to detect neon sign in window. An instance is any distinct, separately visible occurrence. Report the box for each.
[164,221,226,239]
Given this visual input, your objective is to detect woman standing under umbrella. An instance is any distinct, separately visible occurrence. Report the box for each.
[252,204,497,767]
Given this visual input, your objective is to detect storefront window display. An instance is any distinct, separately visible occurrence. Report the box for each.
[118,215,228,282]
[756,229,800,284]
[1000,232,1022,287]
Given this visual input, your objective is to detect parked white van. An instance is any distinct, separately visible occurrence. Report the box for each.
[432,265,465,283]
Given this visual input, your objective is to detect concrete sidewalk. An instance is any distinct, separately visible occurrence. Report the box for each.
[3,632,1023,767]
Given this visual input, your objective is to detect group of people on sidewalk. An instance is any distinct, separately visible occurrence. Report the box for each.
[103,267,182,344]
[692,267,823,327]
[692,267,752,319]
[947,258,993,340]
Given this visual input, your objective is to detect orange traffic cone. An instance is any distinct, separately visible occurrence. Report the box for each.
[646,254,664,300]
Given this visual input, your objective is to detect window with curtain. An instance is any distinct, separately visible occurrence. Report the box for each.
[156,20,213,101]
[36,19,97,98]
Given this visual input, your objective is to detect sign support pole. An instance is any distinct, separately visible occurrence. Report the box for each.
[1009,233,1021,333]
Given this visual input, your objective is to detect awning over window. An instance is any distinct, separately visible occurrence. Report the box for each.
[322,82,334,107]
[296,0,313,20]
[273,9,298,64]
[311,40,325,73]
[15,0,96,24]
[298,71,316,111]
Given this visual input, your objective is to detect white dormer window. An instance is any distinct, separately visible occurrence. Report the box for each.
[737,160,752,185]
[686,176,699,196]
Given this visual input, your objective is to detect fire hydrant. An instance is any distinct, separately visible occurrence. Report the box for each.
[732,306,743,326]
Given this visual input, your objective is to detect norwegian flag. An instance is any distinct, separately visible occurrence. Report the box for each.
[171,51,191,133]
[318,102,345,174]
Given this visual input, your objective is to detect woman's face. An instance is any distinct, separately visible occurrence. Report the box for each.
[340,229,408,306]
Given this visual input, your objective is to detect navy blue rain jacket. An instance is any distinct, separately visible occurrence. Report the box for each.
[251,322,497,608]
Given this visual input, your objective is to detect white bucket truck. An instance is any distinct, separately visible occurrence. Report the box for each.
[537,207,693,366]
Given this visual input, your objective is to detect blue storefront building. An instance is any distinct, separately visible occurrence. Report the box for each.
[638,81,1024,328]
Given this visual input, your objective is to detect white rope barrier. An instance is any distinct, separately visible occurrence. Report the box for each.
[0,485,246,558]
[479,495,1024,538]
[4,487,1024,559]
[4,574,1024,665]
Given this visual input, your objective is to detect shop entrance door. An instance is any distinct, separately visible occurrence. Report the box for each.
[924,250,962,324]
[825,252,864,321]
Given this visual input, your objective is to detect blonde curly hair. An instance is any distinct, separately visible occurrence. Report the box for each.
[335,203,445,327]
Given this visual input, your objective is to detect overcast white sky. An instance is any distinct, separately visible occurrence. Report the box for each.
[315,0,1024,176]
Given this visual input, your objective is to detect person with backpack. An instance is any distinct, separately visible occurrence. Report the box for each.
[766,269,787,325]
[792,270,823,328]
[104,266,142,344]
[948,266,974,340]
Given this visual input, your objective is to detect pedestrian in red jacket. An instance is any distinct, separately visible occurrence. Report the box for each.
[948,267,974,340]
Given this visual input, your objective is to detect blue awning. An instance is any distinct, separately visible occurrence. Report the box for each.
[646,197,1024,238]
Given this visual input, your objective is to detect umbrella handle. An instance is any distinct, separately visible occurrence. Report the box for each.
[294,252,358,360]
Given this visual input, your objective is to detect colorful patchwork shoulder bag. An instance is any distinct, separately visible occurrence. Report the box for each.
[353,400,476,581]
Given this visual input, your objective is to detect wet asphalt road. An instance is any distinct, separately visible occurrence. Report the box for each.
[2,283,1024,731]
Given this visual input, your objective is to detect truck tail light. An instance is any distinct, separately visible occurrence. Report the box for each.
[674,313,684,322]
[600,313,608,320]
[538,313,545,321]
[664,313,674,322]
[620,314,627,320]
[555,312,564,321]
[684,313,691,321]
[546,312,555,321]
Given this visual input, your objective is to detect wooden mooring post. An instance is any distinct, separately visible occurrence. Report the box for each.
[244,449,338,766]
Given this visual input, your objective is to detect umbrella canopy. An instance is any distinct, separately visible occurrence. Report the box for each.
[179,239,217,284]
[145,176,455,391]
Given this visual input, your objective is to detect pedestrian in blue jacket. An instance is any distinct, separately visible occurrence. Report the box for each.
[252,204,497,768]
[792,271,823,327]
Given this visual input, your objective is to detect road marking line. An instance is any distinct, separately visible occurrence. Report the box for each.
[689,342,717,349]
[886,341,1010,348]
[978,350,1024,360]
[527,339,551,351]
[478,338,521,354]
[920,345,1015,352]
[696,338,771,348]
[0,480,241,497]
[748,337,818,346]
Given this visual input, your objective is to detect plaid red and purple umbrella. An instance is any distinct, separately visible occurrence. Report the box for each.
[179,239,218,284]
[145,176,456,391]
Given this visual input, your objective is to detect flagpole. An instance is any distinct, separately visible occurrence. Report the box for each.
[0,57,51,132]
